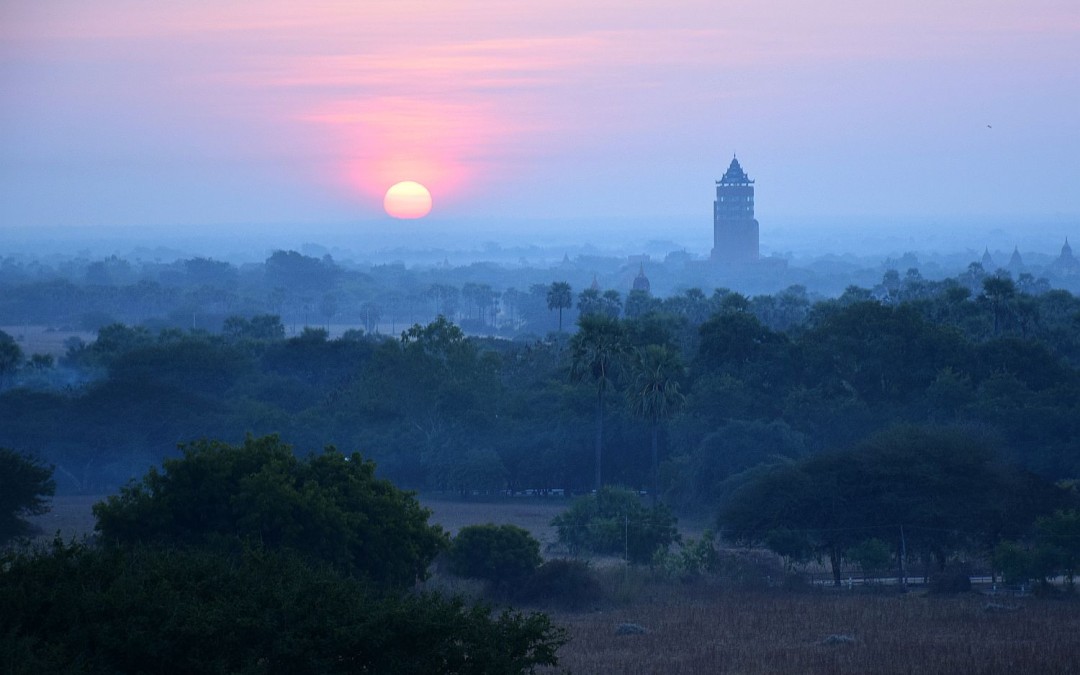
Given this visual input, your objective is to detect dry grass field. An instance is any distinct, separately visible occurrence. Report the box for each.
[20,495,1080,674]
[542,581,1080,674]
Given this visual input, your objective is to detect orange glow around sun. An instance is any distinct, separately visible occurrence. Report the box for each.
[384,181,432,219]
[305,95,505,216]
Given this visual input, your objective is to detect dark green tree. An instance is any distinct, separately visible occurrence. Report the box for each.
[626,344,685,502]
[570,314,628,490]
[0,540,565,675]
[0,449,55,543]
[551,486,679,563]
[93,435,448,587]
[448,523,543,589]
[1034,510,1080,590]
[981,276,1016,336]
[0,330,22,384]
[719,426,1064,585]
[546,281,572,333]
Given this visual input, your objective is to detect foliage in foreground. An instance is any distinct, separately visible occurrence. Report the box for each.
[92,435,448,588]
[0,448,54,544]
[552,486,679,563]
[0,540,566,675]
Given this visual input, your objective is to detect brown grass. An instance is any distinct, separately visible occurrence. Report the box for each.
[541,579,1080,674]
[23,497,1080,673]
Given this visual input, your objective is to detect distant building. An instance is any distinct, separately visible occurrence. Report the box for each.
[1050,238,1080,277]
[711,156,759,265]
[981,247,994,270]
[631,263,651,293]
[1007,246,1024,275]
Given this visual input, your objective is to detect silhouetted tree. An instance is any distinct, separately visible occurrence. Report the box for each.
[626,345,685,502]
[570,314,628,490]
[0,448,55,543]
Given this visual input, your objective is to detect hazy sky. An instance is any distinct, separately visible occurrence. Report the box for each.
[2,1,1078,246]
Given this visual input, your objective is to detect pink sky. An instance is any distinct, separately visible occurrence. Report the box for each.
[2,1,1078,244]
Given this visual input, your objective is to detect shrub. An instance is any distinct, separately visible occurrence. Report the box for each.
[448,523,542,589]
[92,435,447,588]
[847,538,893,579]
[652,530,721,580]
[516,559,602,610]
[0,448,55,544]
[551,486,679,563]
[929,565,973,594]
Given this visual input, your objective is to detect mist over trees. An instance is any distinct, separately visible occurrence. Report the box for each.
[2,246,1080,585]
[1,255,1079,497]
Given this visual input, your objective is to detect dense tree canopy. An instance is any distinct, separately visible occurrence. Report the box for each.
[93,435,447,587]
[718,426,1070,584]
[0,265,1078,523]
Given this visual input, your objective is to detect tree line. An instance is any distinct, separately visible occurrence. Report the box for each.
[1,270,1078,502]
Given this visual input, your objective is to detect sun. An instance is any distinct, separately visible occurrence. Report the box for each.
[383,181,432,219]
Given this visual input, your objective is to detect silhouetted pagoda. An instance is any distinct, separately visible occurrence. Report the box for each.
[711,156,759,265]
[1050,238,1079,277]
[632,263,651,293]
[1007,246,1024,275]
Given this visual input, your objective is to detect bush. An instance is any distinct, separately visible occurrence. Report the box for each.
[847,538,893,579]
[448,523,542,589]
[652,530,721,580]
[516,559,602,610]
[0,448,55,544]
[551,486,679,563]
[92,435,448,588]
[929,565,973,594]
[0,539,566,675]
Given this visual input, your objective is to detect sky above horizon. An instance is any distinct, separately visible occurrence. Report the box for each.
[2,1,1078,244]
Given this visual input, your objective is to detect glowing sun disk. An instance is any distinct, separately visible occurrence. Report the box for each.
[383,181,432,219]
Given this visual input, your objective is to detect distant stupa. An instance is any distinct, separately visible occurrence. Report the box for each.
[711,156,759,265]
[1007,246,1024,275]
[632,263,651,293]
[1050,238,1080,277]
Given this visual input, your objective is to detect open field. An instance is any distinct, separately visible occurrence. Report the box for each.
[1,325,95,358]
[20,495,1080,674]
[542,584,1080,674]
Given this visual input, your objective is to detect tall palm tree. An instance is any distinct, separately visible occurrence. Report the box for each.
[627,345,685,503]
[546,282,572,333]
[981,275,1015,336]
[570,314,627,491]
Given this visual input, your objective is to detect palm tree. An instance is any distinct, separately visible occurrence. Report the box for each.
[569,314,627,491]
[981,275,1015,336]
[627,345,685,503]
[546,282,572,333]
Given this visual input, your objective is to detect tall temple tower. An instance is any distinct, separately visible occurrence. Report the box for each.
[711,156,759,264]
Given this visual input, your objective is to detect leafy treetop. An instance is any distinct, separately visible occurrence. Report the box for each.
[93,435,448,588]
